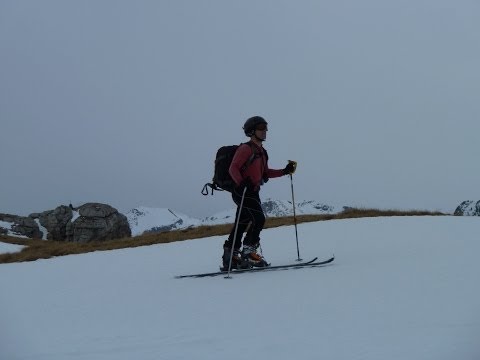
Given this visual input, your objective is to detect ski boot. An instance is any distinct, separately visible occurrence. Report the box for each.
[241,243,270,267]
[221,246,250,271]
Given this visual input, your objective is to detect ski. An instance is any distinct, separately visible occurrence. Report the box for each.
[175,256,334,279]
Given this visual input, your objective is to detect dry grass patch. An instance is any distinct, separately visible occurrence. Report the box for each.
[0,208,445,264]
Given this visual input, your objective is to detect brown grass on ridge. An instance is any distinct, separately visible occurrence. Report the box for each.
[0,208,445,264]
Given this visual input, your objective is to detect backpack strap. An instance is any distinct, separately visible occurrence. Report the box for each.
[240,142,257,173]
[202,182,219,195]
[262,147,269,162]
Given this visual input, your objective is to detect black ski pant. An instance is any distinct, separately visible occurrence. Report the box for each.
[225,187,265,250]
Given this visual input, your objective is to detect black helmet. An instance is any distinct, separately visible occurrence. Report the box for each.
[243,116,268,136]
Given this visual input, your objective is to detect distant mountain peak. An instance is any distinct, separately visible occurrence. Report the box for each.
[201,198,339,226]
[454,200,480,216]
[126,206,200,236]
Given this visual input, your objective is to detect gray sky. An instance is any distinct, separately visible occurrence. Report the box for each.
[1,0,479,218]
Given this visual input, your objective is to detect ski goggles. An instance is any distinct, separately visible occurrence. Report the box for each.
[256,123,268,131]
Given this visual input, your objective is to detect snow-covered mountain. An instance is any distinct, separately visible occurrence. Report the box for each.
[201,208,237,226]
[202,198,339,225]
[127,200,340,235]
[126,207,201,236]
[454,200,480,216]
[263,198,337,217]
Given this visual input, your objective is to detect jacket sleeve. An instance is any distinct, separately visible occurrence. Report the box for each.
[229,144,252,187]
[265,163,284,179]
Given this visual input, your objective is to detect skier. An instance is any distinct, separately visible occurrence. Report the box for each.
[222,116,296,270]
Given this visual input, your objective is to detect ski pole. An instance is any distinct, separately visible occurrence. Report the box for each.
[225,186,247,279]
[289,171,302,261]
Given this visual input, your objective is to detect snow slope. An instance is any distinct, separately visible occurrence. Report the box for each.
[0,242,24,255]
[1,216,479,360]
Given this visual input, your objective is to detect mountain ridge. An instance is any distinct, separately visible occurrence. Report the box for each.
[127,199,342,236]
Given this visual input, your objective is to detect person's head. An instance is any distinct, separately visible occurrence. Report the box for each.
[243,116,268,142]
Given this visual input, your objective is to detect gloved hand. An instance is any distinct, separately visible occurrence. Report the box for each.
[283,160,297,175]
[236,177,255,192]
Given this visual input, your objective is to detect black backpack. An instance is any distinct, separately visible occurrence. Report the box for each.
[202,143,260,195]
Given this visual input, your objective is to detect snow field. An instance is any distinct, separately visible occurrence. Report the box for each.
[0,216,479,360]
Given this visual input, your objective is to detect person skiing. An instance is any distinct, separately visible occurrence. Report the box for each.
[222,116,296,270]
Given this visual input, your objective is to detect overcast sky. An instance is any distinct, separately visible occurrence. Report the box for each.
[1,0,479,218]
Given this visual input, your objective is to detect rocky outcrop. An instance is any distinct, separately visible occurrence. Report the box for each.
[67,203,131,243]
[454,200,480,216]
[35,205,73,241]
[0,213,43,238]
[1,203,131,242]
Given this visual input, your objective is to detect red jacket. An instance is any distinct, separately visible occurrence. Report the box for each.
[229,142,284,190]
